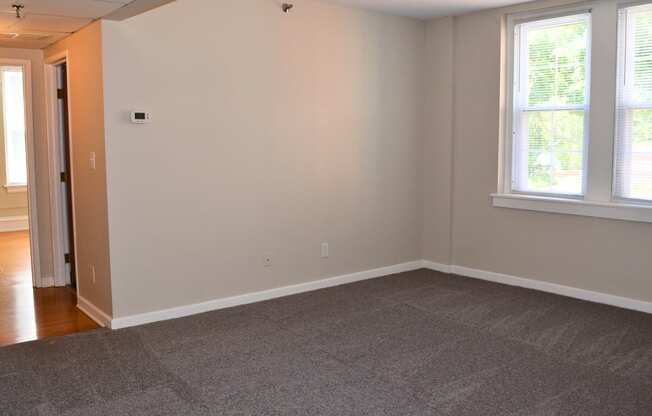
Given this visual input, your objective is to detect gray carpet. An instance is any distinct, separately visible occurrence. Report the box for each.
[2,269,652,415]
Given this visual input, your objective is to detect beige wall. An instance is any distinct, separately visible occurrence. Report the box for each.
[0,47,52,276]
[45,22,113,315]
[424,0,652,304]
[422,17,454,265]
[101,0,425,317]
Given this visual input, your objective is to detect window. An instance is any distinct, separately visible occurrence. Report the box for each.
[512,14,591,196]
[495,2,652,224]
[2,66,27,187]
[615,4,652,202]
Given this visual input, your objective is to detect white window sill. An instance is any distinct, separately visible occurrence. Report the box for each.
[491,193,652,224]
[4,184,27,193]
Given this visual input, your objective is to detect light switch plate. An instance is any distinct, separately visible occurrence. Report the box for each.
[130,111,152,124]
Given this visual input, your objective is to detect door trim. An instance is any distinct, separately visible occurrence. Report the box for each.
[44,51,78,289]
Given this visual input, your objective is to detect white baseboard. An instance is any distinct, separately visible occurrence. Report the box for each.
[77,295,112,328]
[422,260,652,315]
[422,260,452,274]
[105,258,651,331]
[110,260,424,330]
[35,275,55,288]
[0,215,29,232]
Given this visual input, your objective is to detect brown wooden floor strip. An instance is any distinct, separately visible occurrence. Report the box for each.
[0,230,98,347]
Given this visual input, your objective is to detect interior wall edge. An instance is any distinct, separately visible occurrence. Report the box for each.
[77,295,112,328]
[43,21,113,316]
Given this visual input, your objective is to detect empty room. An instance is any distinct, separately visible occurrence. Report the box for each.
[1,0,652,415]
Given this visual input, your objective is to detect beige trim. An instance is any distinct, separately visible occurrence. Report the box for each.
[3,184,27,193]
[0,215,28,232]
[492,193,652,224]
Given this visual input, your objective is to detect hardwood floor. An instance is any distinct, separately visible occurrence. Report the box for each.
[0,230,99,347]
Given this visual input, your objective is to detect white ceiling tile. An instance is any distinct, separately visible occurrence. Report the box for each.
[0,0,127,19]
[11,14,92,33]
[0,0,139,48]
[0,12,19,31]
[0,31,66,48]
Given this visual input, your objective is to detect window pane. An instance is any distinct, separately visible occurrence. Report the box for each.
[632,12,652,103]
[527,19,588,107]
[513,14,590,197]
[515,110,585,194]
[2,67,27,186]
[615,5,652,201]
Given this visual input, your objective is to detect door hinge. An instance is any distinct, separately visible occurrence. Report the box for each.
[57,88,65,99]
[60,171,68,183]
[64,253,73,264]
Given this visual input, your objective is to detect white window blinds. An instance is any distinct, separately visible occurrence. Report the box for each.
[615,4,652,202]
[512,13,591,196]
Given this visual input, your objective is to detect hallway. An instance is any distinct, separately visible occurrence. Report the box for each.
[0,231,98,346]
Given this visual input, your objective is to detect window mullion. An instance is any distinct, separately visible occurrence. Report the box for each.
[522,104,585,112]
[585,1,618,202]
[514,24,529,192]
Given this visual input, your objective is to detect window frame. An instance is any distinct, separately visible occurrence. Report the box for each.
[612,1,652,204]
[511,12,592,198]
[1,65,28,189]
[494,0,652,224]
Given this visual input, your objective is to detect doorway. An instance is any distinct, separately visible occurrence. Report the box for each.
[45,54,78,290]
[0,61,37,283]
[0,60,38,345]
[54,62,76,288]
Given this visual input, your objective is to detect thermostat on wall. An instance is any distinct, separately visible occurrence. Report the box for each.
[130,111,152,124]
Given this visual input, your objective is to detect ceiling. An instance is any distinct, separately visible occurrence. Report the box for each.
[0,0,530,49]
[0,0,133,49]
[326,0,534,19]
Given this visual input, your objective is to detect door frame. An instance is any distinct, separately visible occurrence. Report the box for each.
[0,58,41,287]
[44,51,78,288]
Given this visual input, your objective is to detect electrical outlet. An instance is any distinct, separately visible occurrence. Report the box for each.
[90,265,96,284]
[263,254,273,267]
[321,242,329,258]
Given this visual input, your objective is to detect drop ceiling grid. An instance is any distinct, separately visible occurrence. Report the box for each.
[0,0,132,48]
